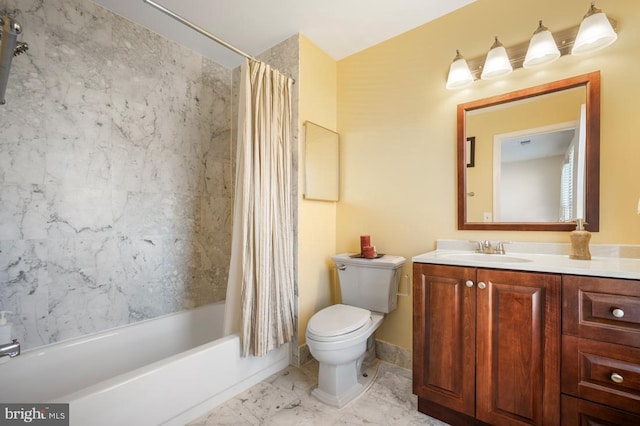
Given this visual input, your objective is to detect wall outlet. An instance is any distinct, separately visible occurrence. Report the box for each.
[483,212,493,222]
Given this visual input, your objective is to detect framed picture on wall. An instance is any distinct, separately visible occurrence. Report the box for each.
[466,136,475,168]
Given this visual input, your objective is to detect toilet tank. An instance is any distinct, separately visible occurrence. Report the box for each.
[331,253,406,314]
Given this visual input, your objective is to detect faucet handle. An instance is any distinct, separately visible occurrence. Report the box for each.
[469,240,483,252]
[496,241,511,254]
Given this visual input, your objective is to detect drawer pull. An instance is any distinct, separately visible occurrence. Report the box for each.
[477,282,486,290]
[611,308,625,318]
[611,372,624,384]
[465,280,474,288]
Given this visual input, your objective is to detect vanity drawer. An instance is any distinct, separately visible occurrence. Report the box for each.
[561,395,640,426]
[562,335,640,415]
[563,275,640,348]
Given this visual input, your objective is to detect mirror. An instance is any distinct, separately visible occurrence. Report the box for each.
[458,72,600,231]
[304,121,339,201]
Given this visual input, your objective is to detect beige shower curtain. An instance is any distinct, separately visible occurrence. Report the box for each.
[224,59,295,357]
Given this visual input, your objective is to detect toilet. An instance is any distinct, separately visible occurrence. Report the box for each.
[306,253,406,407]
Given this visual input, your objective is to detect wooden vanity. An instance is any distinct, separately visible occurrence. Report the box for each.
[561,275,640,424]
[412,245,640,425]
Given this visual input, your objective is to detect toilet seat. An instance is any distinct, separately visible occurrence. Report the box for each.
[307,304,371,341]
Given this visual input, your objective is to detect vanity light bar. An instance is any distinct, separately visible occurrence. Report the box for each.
[462,20,616,81]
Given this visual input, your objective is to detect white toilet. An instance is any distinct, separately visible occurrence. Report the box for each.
[306,253,406,407]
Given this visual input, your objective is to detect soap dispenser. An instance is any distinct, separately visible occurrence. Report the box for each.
[0,311,12,345]
[570,219,591,260]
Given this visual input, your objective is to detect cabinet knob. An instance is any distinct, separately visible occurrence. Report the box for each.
[477,282,486,289]
[465,280,474,288]
[611,372,624,384]
[612,308,625,318]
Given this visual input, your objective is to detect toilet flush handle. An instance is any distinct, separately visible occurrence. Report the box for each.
[336,264,346,271]
[397,273,411,297]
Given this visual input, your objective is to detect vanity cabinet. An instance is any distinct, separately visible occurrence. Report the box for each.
[561,275,640,424]
[413,263,561,425]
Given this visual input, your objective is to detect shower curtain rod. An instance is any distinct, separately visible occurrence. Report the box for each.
[143,0,295,83]
[143,0,256,61]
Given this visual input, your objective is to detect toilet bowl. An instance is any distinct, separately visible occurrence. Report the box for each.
[306,253,406,408]
[306,304,383,407]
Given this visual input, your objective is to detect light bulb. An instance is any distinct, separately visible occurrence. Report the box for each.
[446,50,474,89]
[524,21,560,68]
[572,2,618,55]
[481,37,512,80]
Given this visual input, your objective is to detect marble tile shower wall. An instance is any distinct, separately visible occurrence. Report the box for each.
[0,0,233,350]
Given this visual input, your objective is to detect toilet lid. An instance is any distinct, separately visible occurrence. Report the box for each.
[307,304,371,338]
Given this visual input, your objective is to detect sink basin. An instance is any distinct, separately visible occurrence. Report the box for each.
[440,252,533,263]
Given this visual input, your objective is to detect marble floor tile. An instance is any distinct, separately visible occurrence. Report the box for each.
[187,361,449,426]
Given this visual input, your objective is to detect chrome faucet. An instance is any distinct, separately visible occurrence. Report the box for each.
[471,240,510,254]
[0,339,20,358]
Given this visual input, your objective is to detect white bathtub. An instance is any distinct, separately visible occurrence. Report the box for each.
[0,302,289,426]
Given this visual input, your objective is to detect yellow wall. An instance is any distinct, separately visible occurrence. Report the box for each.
[336,0,640,350]
[298,35,338,345]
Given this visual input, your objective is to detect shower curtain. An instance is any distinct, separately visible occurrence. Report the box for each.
[223,59,295,357]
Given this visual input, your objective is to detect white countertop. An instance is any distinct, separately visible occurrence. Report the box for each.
[412,240,640,280]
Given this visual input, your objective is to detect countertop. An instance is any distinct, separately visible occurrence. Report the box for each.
[412,240,640,280]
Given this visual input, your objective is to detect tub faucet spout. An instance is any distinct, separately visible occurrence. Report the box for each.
[0,339,20,358]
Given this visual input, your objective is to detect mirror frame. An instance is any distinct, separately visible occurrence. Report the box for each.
[457,72,600,231]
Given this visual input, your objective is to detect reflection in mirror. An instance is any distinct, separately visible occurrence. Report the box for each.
[495,122,582,223]
[458,72,600,231]
[304,121,339,201]
[467,88,585,222]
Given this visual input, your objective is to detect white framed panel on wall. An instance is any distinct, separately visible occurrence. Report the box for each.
[303,121,339,201]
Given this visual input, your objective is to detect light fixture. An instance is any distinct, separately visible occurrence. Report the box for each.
[523,21,560,68]
[444,3,618,88]
[446,50,474,89]
[481,36,512,80]
[572,2,618,55]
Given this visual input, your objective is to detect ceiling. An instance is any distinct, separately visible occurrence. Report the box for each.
[502,129,576,163]
[94,0,476,68]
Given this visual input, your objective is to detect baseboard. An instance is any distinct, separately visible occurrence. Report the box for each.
[374,339,412,370]
[291,342,313,367]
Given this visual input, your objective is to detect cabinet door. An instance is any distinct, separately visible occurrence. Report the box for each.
[413,264,476,416]
[476,269,561,425]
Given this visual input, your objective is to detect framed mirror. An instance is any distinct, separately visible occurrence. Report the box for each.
[458,72,600,231]
[304,121,339,201]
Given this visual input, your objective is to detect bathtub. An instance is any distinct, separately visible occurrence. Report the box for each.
[0,302,289,426]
